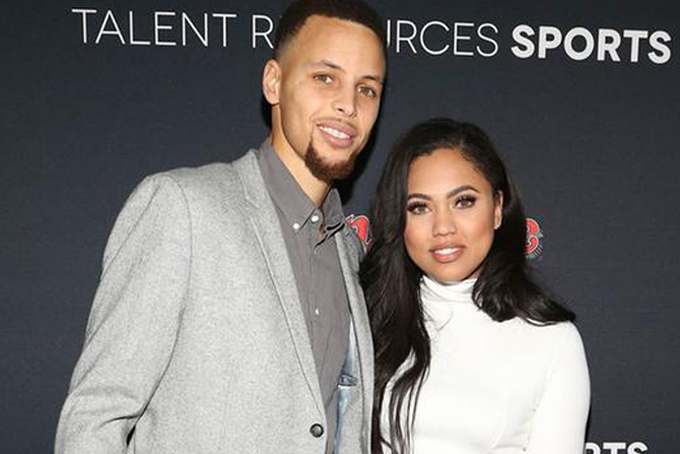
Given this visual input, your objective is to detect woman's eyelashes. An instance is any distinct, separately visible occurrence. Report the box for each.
[455,194,477,208]
[406,201,430,215]
[406,194,478,215]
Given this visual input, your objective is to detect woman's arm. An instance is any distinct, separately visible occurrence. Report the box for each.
[528,323,591,454]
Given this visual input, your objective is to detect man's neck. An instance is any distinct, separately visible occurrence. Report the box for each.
[270,137,331,207]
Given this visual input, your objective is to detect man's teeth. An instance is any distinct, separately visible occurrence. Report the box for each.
[319,126,350,139]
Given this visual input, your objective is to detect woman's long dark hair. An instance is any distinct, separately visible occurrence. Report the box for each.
[360,119,575,454]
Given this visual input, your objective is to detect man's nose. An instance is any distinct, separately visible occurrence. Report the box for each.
[332,86,358,118]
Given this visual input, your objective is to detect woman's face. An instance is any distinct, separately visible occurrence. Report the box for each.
[404,147,503,283]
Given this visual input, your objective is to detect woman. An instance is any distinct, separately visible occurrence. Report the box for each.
[361,119,590,454]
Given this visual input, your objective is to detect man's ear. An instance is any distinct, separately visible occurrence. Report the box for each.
[262,59,281,106]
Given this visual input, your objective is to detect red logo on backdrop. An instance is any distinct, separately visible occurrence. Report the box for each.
[525,217,544,259]
[345,214,542,258]
[346,214,372,249]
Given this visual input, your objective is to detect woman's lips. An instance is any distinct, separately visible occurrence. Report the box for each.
[430,246,464,263]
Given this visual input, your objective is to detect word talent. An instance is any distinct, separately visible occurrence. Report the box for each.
[71,9,272,48]
[71,9,672,64]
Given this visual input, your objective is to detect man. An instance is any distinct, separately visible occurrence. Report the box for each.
[54,0,386,453]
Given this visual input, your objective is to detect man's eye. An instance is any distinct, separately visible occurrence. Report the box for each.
[314,74,333,84]
[359,86,377,98]
[407,202,429,214]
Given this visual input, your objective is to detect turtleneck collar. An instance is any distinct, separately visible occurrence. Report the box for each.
[420,276,478,331]
[420,275,476,305]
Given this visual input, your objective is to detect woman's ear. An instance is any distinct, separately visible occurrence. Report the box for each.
[494,191,504,230]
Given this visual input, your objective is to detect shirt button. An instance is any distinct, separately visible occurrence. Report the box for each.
[314,308,320,316]
[293,222,300,231]
[311,214,320,223]
[309,423,324,438]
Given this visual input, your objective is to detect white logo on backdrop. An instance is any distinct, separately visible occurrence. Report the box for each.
[585,441,649,454]
[71,9,672,64]
[386,20,671,63]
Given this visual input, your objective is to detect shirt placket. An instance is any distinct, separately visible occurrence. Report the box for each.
[310,209,325,354]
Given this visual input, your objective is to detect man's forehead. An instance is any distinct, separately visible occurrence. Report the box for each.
[281,15,384,59]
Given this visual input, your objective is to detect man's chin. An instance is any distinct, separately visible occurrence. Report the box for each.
[305,148,357,182]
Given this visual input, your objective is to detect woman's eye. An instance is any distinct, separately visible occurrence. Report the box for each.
[455,195,476,208]
[407,202,429,214]
[314,74,333,84]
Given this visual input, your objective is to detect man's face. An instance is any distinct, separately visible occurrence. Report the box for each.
[264,15,386,183]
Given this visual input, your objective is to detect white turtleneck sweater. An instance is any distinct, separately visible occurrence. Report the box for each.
[383,277,590,454]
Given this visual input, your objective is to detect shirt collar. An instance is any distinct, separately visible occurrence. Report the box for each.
[257,139,346,236]
[321,189,345,235]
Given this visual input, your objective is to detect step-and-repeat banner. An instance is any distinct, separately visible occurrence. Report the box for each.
[2,0,679,452]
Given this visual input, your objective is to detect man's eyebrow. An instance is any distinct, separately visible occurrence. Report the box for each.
[308,59,343,71]
[406,185,480,201]
[308,59,385,85]
[363,74,384,85]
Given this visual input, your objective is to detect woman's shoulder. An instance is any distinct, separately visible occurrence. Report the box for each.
[491,320,588,399]
[511,317,579,335]
[505,319,585,364]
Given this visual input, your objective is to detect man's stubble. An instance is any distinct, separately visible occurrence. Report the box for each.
[304,137,360,183]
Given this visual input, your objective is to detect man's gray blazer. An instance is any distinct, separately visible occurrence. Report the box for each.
[55,150,374,454]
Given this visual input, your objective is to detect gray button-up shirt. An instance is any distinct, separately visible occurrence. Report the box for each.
[258,141,350,453]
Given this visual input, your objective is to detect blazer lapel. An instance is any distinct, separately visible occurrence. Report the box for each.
[232,150,323,414]
[335,230,374,432]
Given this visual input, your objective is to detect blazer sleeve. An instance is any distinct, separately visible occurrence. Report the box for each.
[527,323,591,454]
[55,174,192,454]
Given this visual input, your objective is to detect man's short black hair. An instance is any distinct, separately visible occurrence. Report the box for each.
[273,0,386,59]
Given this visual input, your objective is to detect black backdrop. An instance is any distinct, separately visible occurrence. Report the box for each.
[2,1,679,453]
